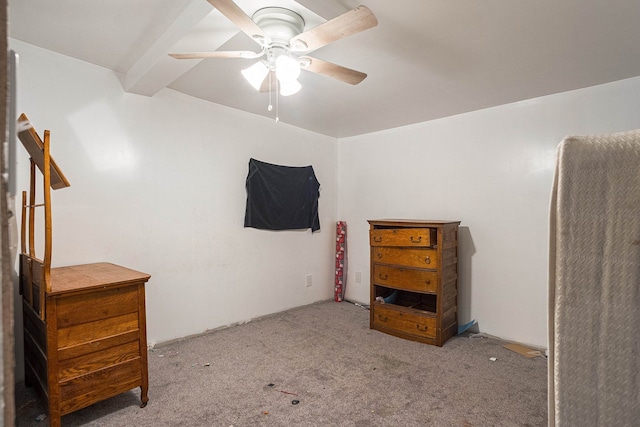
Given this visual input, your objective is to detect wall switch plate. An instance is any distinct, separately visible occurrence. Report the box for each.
[305,274,312,287]
[355,271,362,284]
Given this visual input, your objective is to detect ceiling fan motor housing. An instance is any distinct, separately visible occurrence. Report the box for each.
[252,7,305,45]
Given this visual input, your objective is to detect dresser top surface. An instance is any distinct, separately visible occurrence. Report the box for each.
[368,219,461,227]
[49,262,151,295]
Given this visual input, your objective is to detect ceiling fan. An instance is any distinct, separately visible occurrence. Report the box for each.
[169,0,378,97]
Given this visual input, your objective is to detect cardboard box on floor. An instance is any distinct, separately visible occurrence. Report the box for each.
[503,342,543,358]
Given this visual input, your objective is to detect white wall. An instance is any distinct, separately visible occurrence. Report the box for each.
[337,76,640,347]
[11,37,640,361]
[10,39,337,378]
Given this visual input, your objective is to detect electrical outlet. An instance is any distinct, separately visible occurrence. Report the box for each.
[305,274,313,287]
[355,271,362,284]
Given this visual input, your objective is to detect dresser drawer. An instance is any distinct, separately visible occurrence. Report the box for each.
[370,228,435,247]
[373,247,438,268]
[56,286,139,328]
[373,264,438,293]
[373,304,437,339]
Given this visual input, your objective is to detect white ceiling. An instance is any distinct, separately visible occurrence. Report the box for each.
[9,0,640,138]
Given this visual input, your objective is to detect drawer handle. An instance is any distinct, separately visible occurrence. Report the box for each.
[376,252,382,259]
[378,273,388,280]
[373,236,383,242]
[410,236,422,243]
[424,256,431,264]
[425,279,431,285]
[378,314,388,322]
[416,324,429,332]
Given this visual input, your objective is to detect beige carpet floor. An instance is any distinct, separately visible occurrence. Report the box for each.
[15,300,547,426]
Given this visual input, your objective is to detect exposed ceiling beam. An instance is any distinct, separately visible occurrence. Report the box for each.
[120,0,213,96]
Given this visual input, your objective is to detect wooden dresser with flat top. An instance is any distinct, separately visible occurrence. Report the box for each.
[17,114,151,426]
[368,219,460,346]
[21,261,151,426]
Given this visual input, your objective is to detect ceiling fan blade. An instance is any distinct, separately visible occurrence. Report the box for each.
[290,5,378,53]
[207,0,270,45]
[300,56,367,85]
[169,51,261,59]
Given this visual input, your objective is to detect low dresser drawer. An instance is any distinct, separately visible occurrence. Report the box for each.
[373,264,438,293]
[370,228,435,247]
[373,247,438,268]
[373,304,436,339]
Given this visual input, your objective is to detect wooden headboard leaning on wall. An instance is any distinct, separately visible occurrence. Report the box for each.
[17,113,70,320]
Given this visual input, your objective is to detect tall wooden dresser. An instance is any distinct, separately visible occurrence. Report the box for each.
[368,219,460,346]
[17,114,151,427]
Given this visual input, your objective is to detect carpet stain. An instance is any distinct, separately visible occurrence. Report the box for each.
[380,354,411,370]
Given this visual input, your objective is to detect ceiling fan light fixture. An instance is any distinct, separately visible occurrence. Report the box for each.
[241,61,269,90]
[275,55,301,83]
[279,80,301,97]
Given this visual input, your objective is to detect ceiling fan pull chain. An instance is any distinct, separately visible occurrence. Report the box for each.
[275,79,280,123]
[268,70,273,112]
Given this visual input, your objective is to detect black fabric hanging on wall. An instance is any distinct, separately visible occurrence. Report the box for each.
[244,158,321,232]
